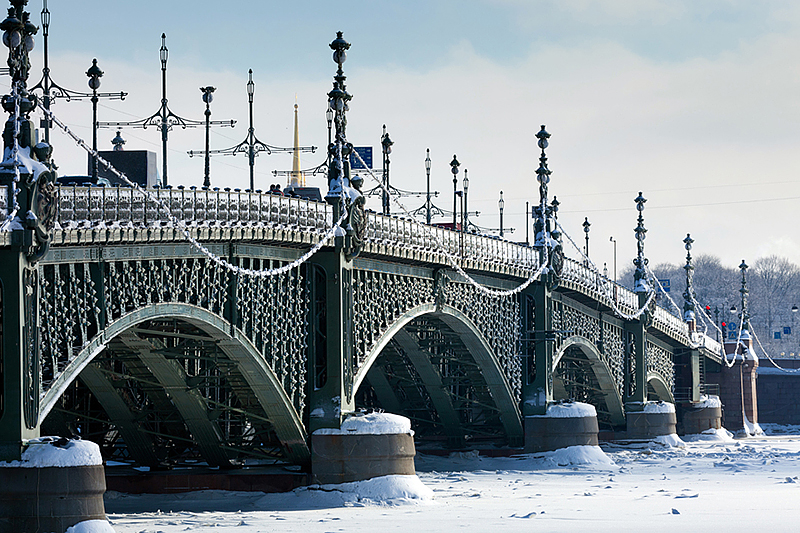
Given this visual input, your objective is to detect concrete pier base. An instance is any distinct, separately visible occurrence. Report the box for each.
[626,410,677,439]
[0,464,107,533]
[311,433,416,485]
[524,415,599,453]
[681,405,723,435]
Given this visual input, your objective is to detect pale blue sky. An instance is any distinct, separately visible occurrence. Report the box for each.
[19,1,800,276]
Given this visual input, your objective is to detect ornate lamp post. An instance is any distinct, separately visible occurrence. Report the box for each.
[0,0,61,463]
[100,34,234,187]
[86,58,103,181]
[463,169,469,230]
[450,155,460,227]
[199,86,215,188]
[381,124,393,215]
[326,104,334,146]
[738,260,752,337]
[582,217,591,259]
[793,305,798,344]
[682,233,696,329]
[424,148,432,224]
[632,192,650,294]
[30,1,126,145]
[189,70,313,191]
[714,306,720,341]
[498,191,505,237]
[609,236,617,283]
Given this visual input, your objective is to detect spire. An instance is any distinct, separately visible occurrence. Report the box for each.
[290,96,303,187]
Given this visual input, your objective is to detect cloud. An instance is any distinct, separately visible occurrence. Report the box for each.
[28,1,800,275]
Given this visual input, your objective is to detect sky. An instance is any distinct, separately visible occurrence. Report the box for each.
[16,0,800,279]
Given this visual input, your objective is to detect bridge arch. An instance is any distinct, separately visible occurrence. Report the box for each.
[39,303,309,465]
[553,336,626,427]
[353,304,523,446]
[647,373,675,404]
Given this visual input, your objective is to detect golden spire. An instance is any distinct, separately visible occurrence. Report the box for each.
[290,95,304,187]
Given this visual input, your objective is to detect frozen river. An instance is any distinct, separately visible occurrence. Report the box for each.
[105,426,800,533]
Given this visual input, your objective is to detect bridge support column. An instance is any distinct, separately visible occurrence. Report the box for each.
[0,249,40,461]
[622,294,678,439]
[523,282,553,418]
[308,247,356,432]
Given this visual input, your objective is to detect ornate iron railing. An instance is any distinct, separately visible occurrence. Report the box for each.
[1,185,690,339]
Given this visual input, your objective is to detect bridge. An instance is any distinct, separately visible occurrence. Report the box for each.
[0,19,734,531]
[0,154,725,468]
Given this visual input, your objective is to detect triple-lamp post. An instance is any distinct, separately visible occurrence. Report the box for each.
[424,148,432,224]
[200,85,215,188]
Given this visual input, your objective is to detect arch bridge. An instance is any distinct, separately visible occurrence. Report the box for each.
[0,185,722,466]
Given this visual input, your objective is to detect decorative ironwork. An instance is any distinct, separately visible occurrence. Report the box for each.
[646,340,674,393]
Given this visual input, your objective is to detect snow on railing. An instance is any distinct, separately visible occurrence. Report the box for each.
[53,184,332,233]
[561,257,638,313]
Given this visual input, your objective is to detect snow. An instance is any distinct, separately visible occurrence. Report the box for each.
[682,427,735,443]
[65,520,116,533]
[105,429,800,532]
[528,401,597,418]
[313,412,413,435]
[0,437,102,468]
[694,395,722,408]
[652,434,685,448]
[642,401,676,414]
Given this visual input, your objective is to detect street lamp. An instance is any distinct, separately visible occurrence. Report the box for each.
[200,86,215,188]
[424,148,432,224]
[463,169,469,230]
[381,124,393,215]
[450,155,460,227]
[792,304,798,339]
[86,58,103,181]
[583,217,591,261]
[326,103,334,148]
[609,236,617,284]
[498,191,505,237]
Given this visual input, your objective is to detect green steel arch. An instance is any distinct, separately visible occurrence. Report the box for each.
[38,303,310,465]
[553,336,626,427]
[647,373,675,404]
[353,303,524,446]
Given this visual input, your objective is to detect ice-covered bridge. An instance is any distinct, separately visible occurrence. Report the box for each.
[0,163,724,471]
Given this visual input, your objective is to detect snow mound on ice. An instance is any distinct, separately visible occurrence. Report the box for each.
[652,434,685,448]
[540,445,615,466]
[0,437,102,468]
[313,413,413,435]
[683,427,735,443]
[65,520,116,533]
[307,474,434,504]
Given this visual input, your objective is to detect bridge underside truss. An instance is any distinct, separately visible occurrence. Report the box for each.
[42,318,290,468]
[356,315,516,449]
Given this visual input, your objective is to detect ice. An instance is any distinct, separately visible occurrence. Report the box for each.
[102,427,800,532]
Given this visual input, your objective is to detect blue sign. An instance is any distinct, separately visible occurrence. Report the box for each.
[657,279,670,293]
[785,326,792,335]
[775,331,782,340]
[350,147,373,169]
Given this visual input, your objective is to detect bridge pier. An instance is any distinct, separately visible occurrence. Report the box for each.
[308,243,418,483]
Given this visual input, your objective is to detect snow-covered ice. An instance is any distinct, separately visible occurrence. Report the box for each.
[105,427,800,532]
